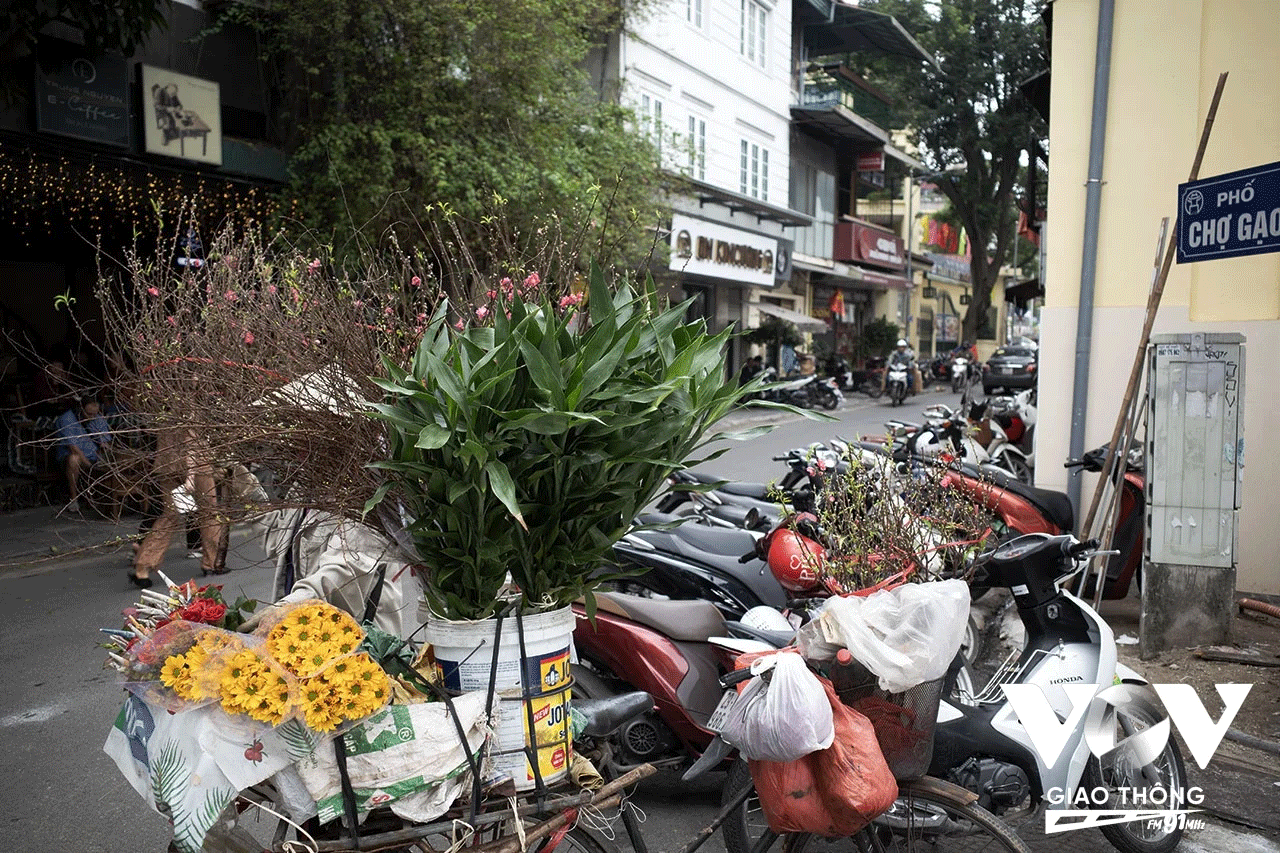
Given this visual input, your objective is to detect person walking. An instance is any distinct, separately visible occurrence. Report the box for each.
[129,428,226,588]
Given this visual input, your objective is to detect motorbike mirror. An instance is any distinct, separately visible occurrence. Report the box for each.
[744,507,760,529]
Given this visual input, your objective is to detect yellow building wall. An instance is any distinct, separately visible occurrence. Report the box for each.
[1039,0,1280,594]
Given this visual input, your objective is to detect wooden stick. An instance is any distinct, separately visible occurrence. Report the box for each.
[307,764,657,853]
[1080,72,1229,535]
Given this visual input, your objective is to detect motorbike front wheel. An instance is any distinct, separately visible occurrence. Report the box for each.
[996,455,1033,485]
[1081,700,1188,853]
[721,759,1031,853]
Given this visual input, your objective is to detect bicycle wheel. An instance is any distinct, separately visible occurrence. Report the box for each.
[722,761,1030,853]
[534,825,621,853]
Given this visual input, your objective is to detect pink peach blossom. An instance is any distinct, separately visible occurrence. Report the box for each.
[146,286,160,298]
[475,305,491,320]
[224,290,237,301]
[244,331,255,345]
[411,276,421,288]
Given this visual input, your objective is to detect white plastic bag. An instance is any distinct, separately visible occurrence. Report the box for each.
[720,652,834,762]
[798,579,970,693]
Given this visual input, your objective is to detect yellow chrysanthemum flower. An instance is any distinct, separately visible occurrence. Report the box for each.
[160,654,187,689]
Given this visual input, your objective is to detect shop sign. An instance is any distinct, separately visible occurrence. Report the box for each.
[855,151,885,172]
[861,270,910,290]
[34,38,131,147]
[926,253,972,283]
[834,221,904,270]
[141,65,223,166]
[670,213,779,287]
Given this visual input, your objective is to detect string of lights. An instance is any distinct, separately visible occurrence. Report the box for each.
[0,138,292,249]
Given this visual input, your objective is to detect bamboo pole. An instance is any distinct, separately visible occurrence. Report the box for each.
[1079,72,1229,536]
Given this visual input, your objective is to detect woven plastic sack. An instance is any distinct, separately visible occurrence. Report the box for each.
[749,676,898,837]
[720,652,833,762]
[798,578,969,693]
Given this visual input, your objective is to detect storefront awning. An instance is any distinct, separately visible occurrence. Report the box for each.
[754,302,829,333]
[859,270,911,290]
[803,3,935,65]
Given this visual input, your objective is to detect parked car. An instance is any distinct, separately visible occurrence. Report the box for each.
[982,345,1038,395]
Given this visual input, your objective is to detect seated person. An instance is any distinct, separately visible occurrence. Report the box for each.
[54,396,112,514]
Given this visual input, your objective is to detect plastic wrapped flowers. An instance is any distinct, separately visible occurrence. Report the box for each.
[110,597,391,735]
[258,601,391,732]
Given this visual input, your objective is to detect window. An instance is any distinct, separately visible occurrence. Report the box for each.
[687,116,706,180]
[740,0,767,67]
[687,0,703,27]
[640,93,664,155]
[740,139,768,201]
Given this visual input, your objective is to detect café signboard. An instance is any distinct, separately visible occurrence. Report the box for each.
[34,38,131,148]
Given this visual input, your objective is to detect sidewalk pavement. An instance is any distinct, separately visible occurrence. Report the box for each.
[0,504,139,569]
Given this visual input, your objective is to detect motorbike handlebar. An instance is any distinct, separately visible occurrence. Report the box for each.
[1064,537,1100,557]
[739,551,757,564]
[720,668,756,687]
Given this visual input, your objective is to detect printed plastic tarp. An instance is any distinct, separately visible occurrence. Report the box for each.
[104,695,316,853]
[293,692,489,824]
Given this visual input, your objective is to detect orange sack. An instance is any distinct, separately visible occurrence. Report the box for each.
[748,677,898,837]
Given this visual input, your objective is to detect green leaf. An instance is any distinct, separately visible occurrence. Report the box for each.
[415,423,452,449]
[362,481,393,517]
[485,460,526,530]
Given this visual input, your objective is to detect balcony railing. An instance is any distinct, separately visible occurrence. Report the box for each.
[799,70,895,130]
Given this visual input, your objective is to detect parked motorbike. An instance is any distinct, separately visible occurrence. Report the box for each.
[826,355,885,398]
[571,592,790,772]
[1063,443,1146,601]
[605,513,786,618]
[927,532,1187,853]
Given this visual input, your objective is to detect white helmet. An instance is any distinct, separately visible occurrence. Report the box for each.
[739,606,794,633]
[896,338,908,347]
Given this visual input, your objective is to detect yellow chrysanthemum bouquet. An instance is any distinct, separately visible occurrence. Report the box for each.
[120,602,391,733]
[253,601,392,733]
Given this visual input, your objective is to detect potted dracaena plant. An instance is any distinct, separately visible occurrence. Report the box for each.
[364,262,800,789]
[366,263,784,621]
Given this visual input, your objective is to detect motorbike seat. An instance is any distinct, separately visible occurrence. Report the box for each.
[965,464,1075,532]
[573,692,655,738]
[594,591,727,642]
[717,481,772,500]
[632,517,762,560]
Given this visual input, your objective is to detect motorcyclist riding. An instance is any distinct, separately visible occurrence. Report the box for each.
[883,338,922,394]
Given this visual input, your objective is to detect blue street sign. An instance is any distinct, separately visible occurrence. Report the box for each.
[1178,160,1280,263]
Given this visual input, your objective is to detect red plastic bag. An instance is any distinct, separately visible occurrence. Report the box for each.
[749,677,898,837]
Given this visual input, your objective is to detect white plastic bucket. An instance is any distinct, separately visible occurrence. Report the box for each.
[420,604,576,791]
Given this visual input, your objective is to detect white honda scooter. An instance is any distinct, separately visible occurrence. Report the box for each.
[934,533,1188,853]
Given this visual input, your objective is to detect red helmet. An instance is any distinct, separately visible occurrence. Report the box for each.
[767,529,827,593]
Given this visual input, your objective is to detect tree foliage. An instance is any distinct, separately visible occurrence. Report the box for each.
[224,0,665,279]
[863,0,1047,340]
[0,0,169,101]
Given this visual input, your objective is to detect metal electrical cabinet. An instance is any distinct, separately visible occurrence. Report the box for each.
[1142,332,1245,654]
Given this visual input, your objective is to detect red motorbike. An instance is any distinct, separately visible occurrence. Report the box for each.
[571,592,788,773]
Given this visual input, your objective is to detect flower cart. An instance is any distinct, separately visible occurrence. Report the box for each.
[102,575,655,852]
